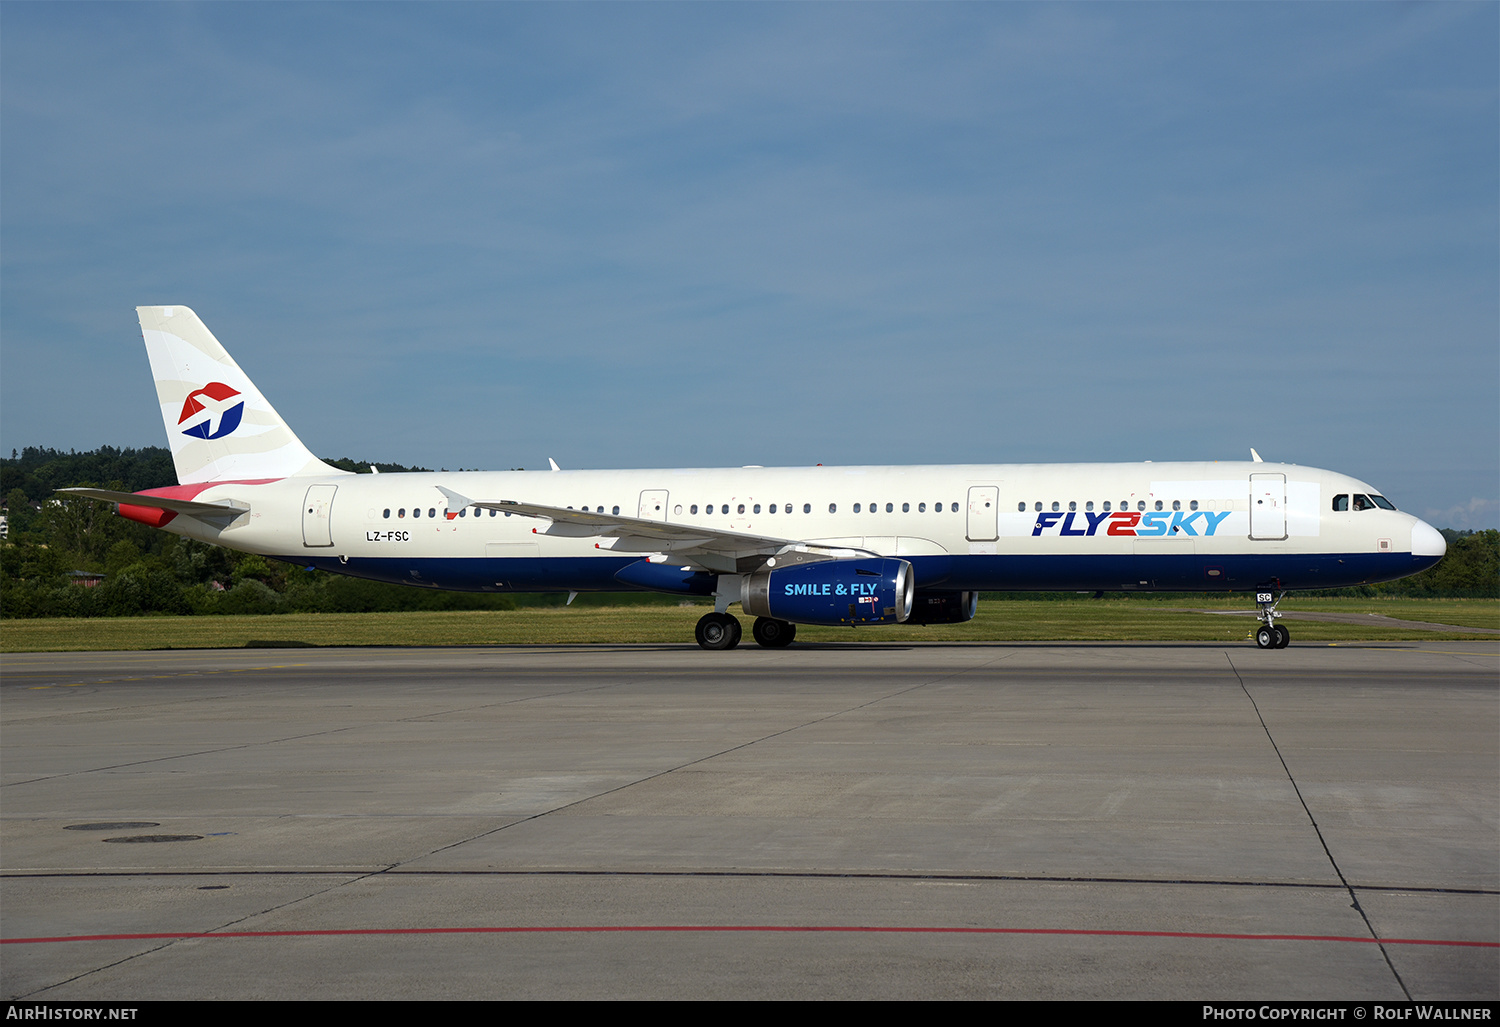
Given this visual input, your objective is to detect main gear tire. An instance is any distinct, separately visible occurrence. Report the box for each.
[752,617,797,648]
[696,612,743,650]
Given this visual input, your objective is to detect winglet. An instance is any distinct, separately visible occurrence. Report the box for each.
[1250,448,1264,463]
[548,457,561,472]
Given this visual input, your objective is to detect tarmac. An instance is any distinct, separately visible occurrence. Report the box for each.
[2,640,1496,1000]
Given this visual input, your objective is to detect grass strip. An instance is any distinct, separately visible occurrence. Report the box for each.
[2,599,1495,652]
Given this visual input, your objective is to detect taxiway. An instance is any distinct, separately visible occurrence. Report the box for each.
[2,641,1495,999]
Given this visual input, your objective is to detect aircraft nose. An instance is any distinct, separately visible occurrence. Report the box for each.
[1411,519,1446,559]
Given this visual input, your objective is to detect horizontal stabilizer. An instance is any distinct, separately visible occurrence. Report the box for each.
[55,487,248,517]
[56,487,250,529]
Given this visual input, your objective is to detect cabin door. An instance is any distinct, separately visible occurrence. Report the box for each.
[1249,473,1286,540]
[302,484,337,547]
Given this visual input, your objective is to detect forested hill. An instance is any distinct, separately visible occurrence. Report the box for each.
[2,446,432,504]
[0,446,520,619]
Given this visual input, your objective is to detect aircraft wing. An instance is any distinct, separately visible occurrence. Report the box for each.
[55,487,249,518]
[436,486,813,567]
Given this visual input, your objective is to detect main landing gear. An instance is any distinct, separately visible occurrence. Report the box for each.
[751,616,796,648]
[693,613,798,650]
[1253,589,1290,649]
[695,612,741,650]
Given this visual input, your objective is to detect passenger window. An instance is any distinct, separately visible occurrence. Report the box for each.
[429,509,436,518]
[828,503,837,513]
[1172,500,1180,511]
[1102,501,1111,512]
[804,503,811,514]
[398,508,406,518]
[413,508,421,518]
[459,509,466,517]
[1017,502,1026,512]
[1137,501,1146,511]
[614,506,621,515]
[1034,502,1042,512]
[951,503,959,512]
[383,509,391,519]
[737,504,745,514]
[902,502,909,513]
[853,503,861,513]
[1333,495,1348,511]
[885,502,893,513]
[1051,502,1060,512]
[1085,501,1093,512]
[722,505,729,514]
[1154,501,1163,511]
[753,504,761,514]
[1189,500,1198,511]
[920,503,927,513]
[1068,501,1076,512]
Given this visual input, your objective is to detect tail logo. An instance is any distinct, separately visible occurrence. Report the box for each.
[178,383,245,440]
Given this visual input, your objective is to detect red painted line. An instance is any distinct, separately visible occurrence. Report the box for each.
[3,926,1495,947]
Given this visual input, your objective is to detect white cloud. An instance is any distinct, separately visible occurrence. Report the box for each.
[1423,498,1500,532]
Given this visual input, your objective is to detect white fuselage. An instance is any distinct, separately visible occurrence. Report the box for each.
[146,460,1445,595]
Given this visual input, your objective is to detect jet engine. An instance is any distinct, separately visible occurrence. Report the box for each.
[904,590,979,625]
[741,555,914,626]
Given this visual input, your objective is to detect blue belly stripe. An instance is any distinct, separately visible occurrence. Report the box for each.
[280,551,1441,594]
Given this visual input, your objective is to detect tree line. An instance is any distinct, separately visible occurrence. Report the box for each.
[2,446,1495,619]
[0,446,581,618]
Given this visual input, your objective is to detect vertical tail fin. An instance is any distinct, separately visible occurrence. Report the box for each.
[138,306,347,484]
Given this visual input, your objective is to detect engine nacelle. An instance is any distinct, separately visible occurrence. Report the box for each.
[742,556,914,626]
[905,590,979,625]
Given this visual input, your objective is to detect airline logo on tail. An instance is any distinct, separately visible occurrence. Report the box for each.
[177,382,244,440]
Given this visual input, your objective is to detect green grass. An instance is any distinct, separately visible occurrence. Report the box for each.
[1,598,1494,652]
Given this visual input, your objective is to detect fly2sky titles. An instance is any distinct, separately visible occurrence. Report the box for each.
[1030,508,1232,538]
[58,306,1447,651]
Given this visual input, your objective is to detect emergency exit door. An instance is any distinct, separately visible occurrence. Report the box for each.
[966,486,999,541]
[638,490,669,522]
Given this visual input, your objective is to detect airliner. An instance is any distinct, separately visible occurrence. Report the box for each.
[60,306,1448,650]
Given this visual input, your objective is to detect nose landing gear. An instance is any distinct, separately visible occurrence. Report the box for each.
[1253,589,1290,649]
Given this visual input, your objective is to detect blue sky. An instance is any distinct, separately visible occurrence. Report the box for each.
[3,3,1496,528]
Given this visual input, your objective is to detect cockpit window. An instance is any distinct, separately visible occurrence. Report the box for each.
[1370,494,1395,510]
[1352,494,1372,511]
[1333,494,1348,511]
